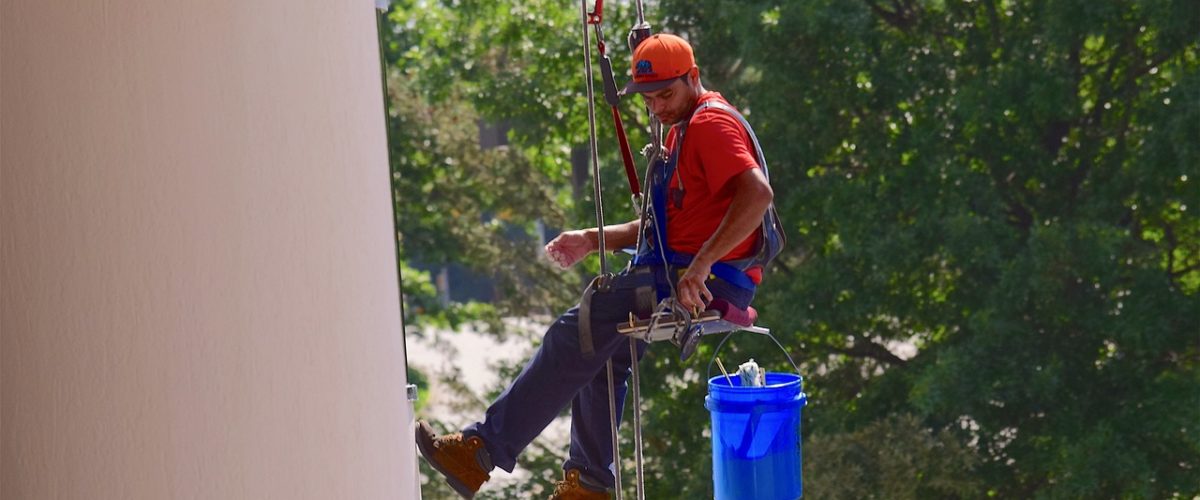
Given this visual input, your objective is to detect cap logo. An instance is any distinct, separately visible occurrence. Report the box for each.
[635,59,654,76]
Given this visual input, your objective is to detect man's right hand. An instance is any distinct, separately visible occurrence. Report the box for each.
[545,230,595,269]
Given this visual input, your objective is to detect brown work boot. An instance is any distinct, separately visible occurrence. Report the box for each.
[415,421,492,499]
[548,469,609,500]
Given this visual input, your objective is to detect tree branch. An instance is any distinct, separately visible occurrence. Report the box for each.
[864,0,915,31]
[1164,222,1177,277]
[982,0,1002,47]
[830,337,909,366]
[1171,264,1199,279]
[984,161,1035,233]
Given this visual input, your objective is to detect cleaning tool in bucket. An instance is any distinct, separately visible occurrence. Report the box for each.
[736,358,767,387]
[705,335,807,499]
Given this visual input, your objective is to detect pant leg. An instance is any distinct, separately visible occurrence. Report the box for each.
[562,336,647,488]
[463,267,754,478]
[562,271,755,488]
[463,282,638,473]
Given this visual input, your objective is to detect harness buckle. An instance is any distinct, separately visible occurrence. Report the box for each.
[577,273,613,359]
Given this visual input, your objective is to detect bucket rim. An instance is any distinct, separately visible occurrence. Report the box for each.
[707,372,803,391]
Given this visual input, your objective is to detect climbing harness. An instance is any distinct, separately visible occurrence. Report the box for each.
[574,1,786,498]
[632,100,788,292]
[621,99,788,360]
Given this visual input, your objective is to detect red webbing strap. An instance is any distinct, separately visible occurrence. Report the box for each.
[587,0,640,197]
[610,107,641,196]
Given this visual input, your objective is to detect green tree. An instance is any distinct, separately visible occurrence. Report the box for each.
[381,7,577,322]
[384,0,1200,498]
[657,0,1198,497]
[380,0,657,319]
[802,414,981,499]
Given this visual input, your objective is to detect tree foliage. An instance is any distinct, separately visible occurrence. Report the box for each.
[705,1,1199,497]
[383,0,1199,498]
[381,3,582,319]
[802,414,981,499]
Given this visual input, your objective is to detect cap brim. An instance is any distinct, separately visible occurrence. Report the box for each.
[620,76,679,96]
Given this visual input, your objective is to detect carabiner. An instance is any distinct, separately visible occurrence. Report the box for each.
[587,0,603,25]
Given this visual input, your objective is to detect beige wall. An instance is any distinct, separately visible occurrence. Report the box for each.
[1,1,417,498]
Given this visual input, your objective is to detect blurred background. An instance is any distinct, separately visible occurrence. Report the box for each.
[380,1,1199,498]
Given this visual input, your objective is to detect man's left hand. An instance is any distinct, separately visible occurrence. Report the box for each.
[676,264,714,312]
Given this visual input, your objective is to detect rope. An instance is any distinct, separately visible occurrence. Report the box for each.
[581,3,623,498]
[580,2,656,497]
[629,339,645,500]
[581,0,608,277]
[625,4,656,498]
[605,358,623,500]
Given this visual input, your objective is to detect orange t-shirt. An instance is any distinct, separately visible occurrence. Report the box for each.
[663,92,763,282]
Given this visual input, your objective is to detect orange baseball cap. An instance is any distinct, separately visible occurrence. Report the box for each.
[621,34,695,95]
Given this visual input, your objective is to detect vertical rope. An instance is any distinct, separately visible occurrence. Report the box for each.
[630,339,646,500]
[582,2,621,497]
[581,0,608,276]
[605,360,623,500]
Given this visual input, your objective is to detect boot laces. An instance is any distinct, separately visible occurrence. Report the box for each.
[550,470,605,499]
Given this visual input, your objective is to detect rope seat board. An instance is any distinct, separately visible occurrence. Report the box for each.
[617,299,764,339]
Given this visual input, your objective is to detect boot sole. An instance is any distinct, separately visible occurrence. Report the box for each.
[415,421,478,499]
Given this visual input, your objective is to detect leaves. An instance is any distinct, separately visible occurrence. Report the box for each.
[385,0,1200,497]
[802,414,981,499]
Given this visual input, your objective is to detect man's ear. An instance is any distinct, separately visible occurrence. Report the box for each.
[685,66,701,89]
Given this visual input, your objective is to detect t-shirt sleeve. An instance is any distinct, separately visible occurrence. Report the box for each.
[687,111,759,195]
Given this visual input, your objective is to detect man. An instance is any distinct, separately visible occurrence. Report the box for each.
[416,33,774,499]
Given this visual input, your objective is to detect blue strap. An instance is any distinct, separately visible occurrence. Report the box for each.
[701,101,771,181]
[632,131,758,292]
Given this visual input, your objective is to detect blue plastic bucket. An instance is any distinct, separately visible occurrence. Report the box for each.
[705,372,807,499]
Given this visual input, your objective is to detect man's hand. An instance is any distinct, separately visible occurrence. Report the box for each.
[675,167,772,310]
[676,262,715,312]
[545,230,595,269]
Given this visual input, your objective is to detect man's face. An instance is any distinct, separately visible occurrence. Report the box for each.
[639,73,696,126]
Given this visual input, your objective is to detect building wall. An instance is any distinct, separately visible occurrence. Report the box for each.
[1,2,417,498]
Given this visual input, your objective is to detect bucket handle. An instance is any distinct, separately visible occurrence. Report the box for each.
[705,330,801,382]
